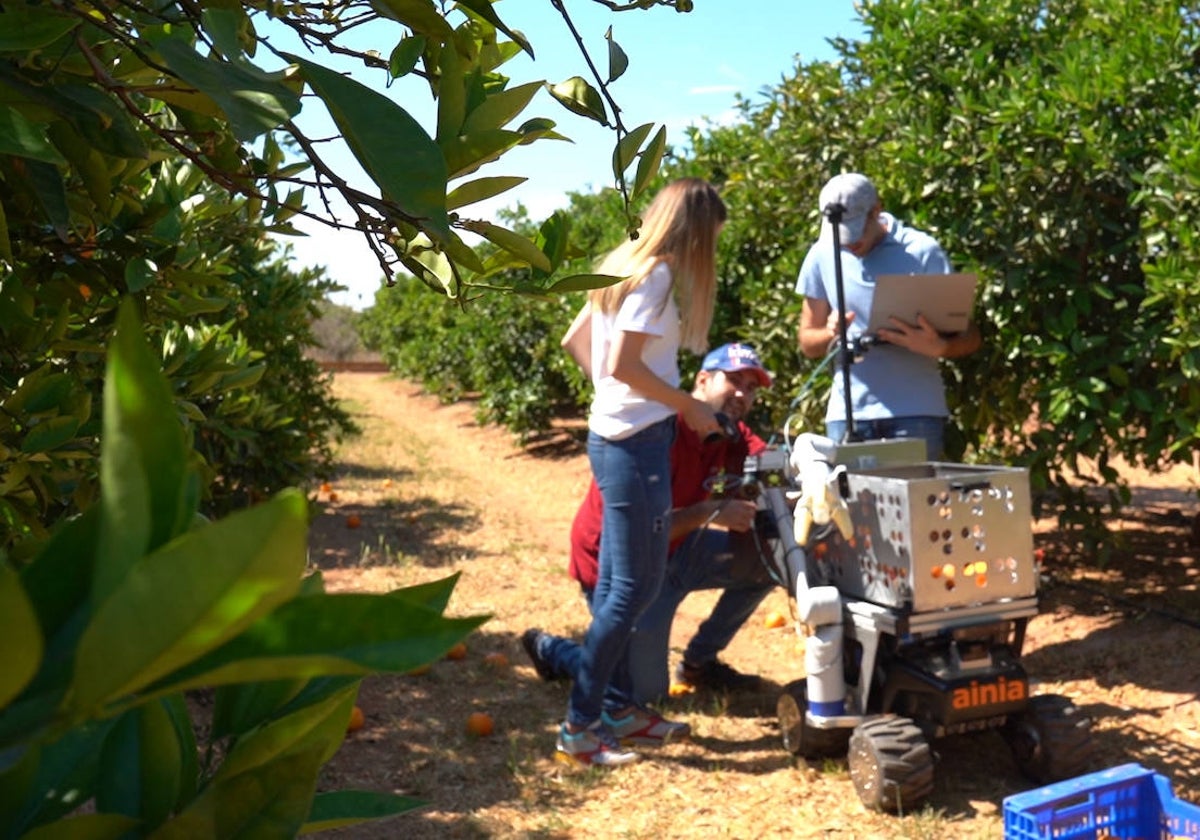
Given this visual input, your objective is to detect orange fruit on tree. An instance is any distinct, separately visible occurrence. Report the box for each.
[483,652,509,670]
[347,705,365,732]
[320,482,333,494]
[445,642,468,660]
[764,610,788,629]
[465,711,494,737]
[345,513,362,529]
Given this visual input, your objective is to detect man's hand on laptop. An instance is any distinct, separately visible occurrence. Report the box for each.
[876,314,951,358]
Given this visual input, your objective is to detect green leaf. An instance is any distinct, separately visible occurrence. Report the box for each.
[440,230,486,275]
[54,84,149,160]
[200,5,248,60]
[301,790,425,833]
[441,128,523,179]
[141,594,487,696]
[534,211,571,274]
[94,300,193,604]
[612,121,655,179]
[72,489,309,713]
[453,0,534,58]
[211,678,307,739]
[516,116,566,145]
[48,122,112,210]
[462,81,542,134]
[464,221,551,272]
[213,682,357,782]
[26,160,69,237]
[124,257,158,293]
[4,368,75,415]
[18,814,140,840]
[388,34,426,78]
[147,747,326,840]
[399,246,456,296]
[0,565,41,708]
[435,42,466,143]
[151,34,301,142]
[545,273,625,293]
[20,416,81,454]
[390,572,462,614]
[0,9,76,51]
[0,107,66,164]
[446,175,526,210]
[19,506,98,640]
[547,77,608,125]
[0,720,117,834]
[286,55,450,243]
[632,125,667,199]
[95,700,182,827]
[161,693,199,804]
[370,0,454,39]
[605,27,629,83]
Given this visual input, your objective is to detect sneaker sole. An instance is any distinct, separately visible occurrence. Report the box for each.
[554,749,639,767]
[617,729,690,747]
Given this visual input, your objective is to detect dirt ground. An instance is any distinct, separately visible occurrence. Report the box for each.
[308,372,1200,839]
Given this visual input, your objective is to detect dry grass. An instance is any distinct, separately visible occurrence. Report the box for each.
[307,373,1200,839]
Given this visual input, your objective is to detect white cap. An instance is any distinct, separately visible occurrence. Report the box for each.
[818,173,879,244]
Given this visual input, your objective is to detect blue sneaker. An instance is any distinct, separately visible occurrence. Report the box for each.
[555,721,639,767]
[601,707,691,746]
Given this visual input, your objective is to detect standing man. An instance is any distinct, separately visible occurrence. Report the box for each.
[795,173,981,459]
[523,343,777,706]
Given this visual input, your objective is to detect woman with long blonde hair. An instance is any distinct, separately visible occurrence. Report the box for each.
[555,178,727,766]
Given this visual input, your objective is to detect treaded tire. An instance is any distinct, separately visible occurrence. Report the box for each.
[777,679,851,759]
[1003,693,1094,784]
[847,716,934,813]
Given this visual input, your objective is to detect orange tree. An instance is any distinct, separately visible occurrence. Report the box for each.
[0,96,356,548]
[0,0,690,835]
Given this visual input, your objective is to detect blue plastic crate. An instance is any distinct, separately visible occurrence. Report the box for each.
[1003,763,1200,839]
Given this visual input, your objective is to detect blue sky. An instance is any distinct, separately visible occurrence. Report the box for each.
[276,2,865,308]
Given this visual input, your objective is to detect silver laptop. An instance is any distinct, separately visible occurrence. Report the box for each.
[866,273,978,336]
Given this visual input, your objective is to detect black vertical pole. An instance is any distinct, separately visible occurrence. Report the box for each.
[823,202,858,443]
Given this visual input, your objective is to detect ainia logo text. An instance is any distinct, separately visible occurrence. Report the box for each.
[951,675,1027,710]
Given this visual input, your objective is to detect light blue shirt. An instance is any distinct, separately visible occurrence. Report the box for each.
[794,213,952,423]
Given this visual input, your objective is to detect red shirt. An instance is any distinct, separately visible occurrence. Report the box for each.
[567,416,767,590]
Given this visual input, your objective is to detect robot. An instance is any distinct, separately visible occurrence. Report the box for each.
[740,429,1094,812]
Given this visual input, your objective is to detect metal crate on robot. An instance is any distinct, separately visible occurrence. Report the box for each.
[819,462,1038,612]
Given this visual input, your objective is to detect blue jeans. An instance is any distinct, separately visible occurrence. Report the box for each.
[567,416,674,726]
[631,528,774,703]
[825,415,945,460]
[542,528,774,706]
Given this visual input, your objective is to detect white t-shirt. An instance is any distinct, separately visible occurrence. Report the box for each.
[588,262,680,440]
